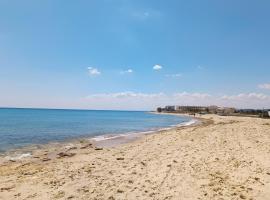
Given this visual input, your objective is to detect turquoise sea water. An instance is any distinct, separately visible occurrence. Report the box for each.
[0,108,191,152]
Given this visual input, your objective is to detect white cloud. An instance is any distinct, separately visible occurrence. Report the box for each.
[221,93,270,101]
[88,67,101,76]
[87,92,164,99]
[258,83,270,90]
[173,92,211,99]
[165,73,182,78]
[120,69,133,74]
[84,91,213,110]
[4,91,269,111]
[153,64,162,70]
[132,11,150,20]
[83,91,270,110]
[219,93,270,108]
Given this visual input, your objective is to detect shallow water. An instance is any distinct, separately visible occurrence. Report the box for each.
[0,108,191,152]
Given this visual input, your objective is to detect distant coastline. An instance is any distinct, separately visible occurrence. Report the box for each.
[156,105,270,118]
[0,107,150,112]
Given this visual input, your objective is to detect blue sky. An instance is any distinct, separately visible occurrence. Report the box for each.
[0,0,270,110]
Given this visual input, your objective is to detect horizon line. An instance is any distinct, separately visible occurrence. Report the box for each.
[0,106,151,112]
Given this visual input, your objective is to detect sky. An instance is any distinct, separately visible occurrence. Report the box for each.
[0,0,270,110]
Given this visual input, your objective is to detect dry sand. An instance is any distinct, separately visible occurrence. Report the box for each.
[1,114,270,200]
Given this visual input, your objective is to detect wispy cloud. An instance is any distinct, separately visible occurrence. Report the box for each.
[258,83,270,90]
[173,92,211,99]
[87,92,164,99]
[88,67,101,76]
[153,64,162,70]
[84,91,270,110]
[219,93,270,109]
[197,65,204,70]
[130,9,162,20]
[84,91,213,110]
[221,93,270,101]
[120,69,133,74]
[131,11,150,20]
[165,73,182,78]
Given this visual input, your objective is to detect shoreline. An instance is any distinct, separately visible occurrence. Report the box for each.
[1,114,270,199]
[0,113,196,163]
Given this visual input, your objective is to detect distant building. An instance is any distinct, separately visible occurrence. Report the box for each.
[208,105,219,114]
[216,107,236,115]
[158,105,237,115]
[157,105,269,117]
[261,110,270,118]
[164,106,175,112]
[175,106,208,113]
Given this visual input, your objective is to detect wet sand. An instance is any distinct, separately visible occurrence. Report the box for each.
[1,114,270,199]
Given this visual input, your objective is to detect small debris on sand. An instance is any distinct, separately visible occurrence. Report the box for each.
[57,152,76,158]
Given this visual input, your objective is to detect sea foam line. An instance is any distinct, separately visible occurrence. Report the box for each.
[91,118,197,142]
[5,153,32,161]
[177,119,198,127]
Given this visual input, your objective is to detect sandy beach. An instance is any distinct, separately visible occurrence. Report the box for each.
[1,114,270,200]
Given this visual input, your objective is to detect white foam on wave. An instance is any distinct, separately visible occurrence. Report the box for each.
[177,119,198,127]
[91,118,197,142]
[91,129,159,142]
[91,134,125,142]
[5,153,32,161]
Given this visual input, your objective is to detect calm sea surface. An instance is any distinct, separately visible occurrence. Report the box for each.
[0,108,191,152]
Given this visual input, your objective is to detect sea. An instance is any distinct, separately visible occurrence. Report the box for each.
[0,108,193,153]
